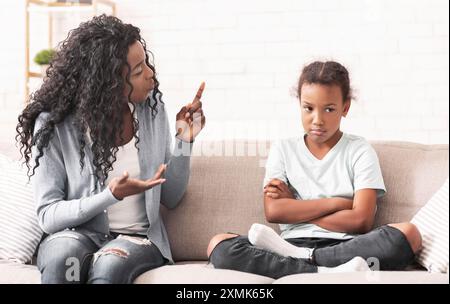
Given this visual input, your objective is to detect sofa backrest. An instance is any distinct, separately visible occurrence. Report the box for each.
[161,140,272,261]
[163,140,449,262]
[371,141,449,227]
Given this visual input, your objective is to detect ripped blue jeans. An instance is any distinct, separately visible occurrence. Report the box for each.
[37,229,167,284]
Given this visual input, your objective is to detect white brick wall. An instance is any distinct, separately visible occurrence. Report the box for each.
[0,0,448,144]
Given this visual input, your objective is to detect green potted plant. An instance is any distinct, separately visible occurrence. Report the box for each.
[34,48,56,75]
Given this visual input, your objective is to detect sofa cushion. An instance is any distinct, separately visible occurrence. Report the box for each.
[411,178,449,273]
[0,260,275,284]
[273,271,449,284]
[0,260,41,284]
[134,263,274,284]
[0,153,43,263]
[371,142,448,227]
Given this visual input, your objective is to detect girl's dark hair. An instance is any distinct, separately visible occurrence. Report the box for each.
[297,61,353,103]
[16,14,163,184]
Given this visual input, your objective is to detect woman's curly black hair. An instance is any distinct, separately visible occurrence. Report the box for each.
[16,14,163,184]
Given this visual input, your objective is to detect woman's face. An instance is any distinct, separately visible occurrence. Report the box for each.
[123,40,155,103]
[300,83,350,145]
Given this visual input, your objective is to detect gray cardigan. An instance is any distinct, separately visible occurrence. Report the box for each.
[32,101,192,263]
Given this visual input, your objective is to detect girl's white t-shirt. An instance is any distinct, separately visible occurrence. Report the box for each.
[263,133,386,240]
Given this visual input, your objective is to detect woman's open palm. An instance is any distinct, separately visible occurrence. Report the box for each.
[108,164,167,200]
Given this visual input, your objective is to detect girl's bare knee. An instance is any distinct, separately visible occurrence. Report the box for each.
[388,222,422,253]
[207,233,238,258]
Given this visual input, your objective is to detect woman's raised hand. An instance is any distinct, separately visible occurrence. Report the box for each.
[108,164,167,200]
[175,82,206,143]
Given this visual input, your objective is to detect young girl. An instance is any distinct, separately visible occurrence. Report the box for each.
[207,61,421,279]
[16,15,205,284]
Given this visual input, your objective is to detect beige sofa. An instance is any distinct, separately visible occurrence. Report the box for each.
[0,140,448,284]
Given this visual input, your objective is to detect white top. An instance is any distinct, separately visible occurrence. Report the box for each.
[263,133,386,240]
[105,104,149,235]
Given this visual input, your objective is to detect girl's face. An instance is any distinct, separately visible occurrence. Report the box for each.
[300,83,350,146]
[123,40,155,103]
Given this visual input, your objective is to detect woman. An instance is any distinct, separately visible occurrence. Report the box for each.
[16,14,205,284]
